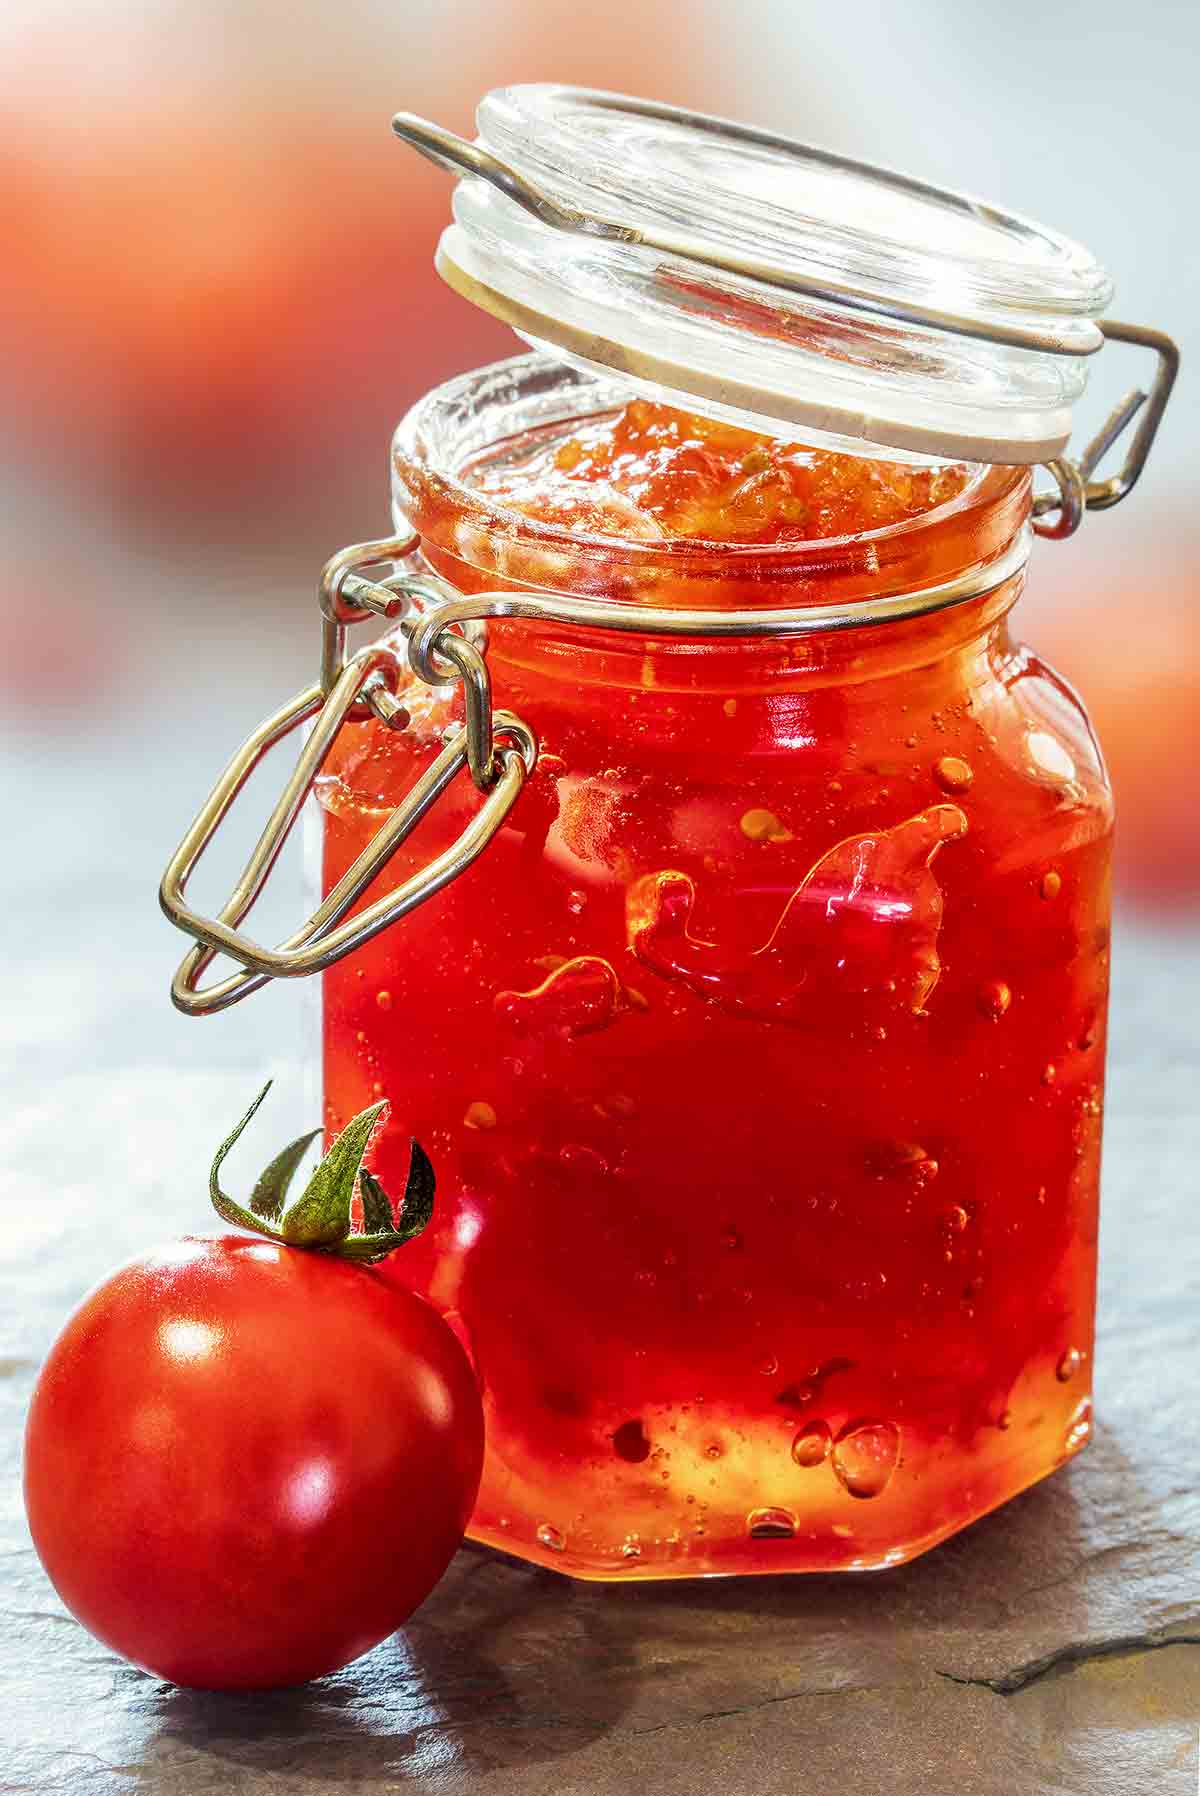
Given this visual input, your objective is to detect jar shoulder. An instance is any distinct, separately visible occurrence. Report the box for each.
[978,633,1113,830]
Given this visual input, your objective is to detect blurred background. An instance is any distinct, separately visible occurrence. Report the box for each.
[1,0,1196,1186]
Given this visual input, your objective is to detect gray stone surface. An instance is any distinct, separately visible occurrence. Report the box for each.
[2,658,1198,1794]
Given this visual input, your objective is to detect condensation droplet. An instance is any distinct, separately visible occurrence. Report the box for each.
[977,978,1012,1020]
[566,890,588,915]
[371,1081,384,1097]
[1056,1347,1082,1382]
[723,698,738,718]
[704,1441,723,1460]
[997,1409,1013,1431]
[791,1421,832,1468]
[933,755,973,794]
[621,1537,642,1560]
[375,990,393,1011]
[758,1355,779,1377]
[463,1100,497,1131]
[1041,868,1063,901]
[831,1420,901,1499]
[1042,1064,1057,1086]
[942,1205,970,1235]
[536,1523,565,1553]
[748,1507,797,1540]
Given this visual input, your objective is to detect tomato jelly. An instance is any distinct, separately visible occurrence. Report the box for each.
[316,357,1110,1577]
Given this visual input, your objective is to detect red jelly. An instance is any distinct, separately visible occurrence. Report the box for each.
[473,397,971,543]
[318,357,1110,1578]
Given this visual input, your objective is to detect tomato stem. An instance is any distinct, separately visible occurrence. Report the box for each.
[208,1083,435,1263]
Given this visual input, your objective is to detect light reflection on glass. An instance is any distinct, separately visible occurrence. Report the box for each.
[1026,729,1076,784]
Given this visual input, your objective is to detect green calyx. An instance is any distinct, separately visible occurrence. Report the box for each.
[210,1083,434,1263]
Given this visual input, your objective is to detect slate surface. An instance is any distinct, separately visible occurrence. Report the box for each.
[1,665,1197,1795]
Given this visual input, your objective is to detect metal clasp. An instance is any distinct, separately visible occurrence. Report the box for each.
[1033,320,1180,540]
[160,536,537,1016]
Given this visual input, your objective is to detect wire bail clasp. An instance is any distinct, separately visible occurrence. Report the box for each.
[1033,321,1180,540]
[159,535,537,1016]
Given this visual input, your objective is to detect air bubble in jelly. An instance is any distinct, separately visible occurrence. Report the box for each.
[740,808,792,843]
[791,1421,832,1468]
[831,1421,901,1499]
[977,978,1012,1019]
[748,1507,797,1540]
[612,1419,652,1463]
[933,755,973,794]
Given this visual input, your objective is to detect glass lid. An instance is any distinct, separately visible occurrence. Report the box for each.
[394,85,1116,464]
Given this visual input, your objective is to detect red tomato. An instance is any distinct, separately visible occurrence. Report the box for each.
[23,1235,483,1689]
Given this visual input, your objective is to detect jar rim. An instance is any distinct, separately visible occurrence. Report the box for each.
[392,353,1030,612]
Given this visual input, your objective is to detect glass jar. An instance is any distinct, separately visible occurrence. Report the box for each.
[313,353,1105,1577]
[161,87,1177,1581]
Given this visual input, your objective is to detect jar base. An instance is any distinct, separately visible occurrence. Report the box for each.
[464,1414,1092,1582]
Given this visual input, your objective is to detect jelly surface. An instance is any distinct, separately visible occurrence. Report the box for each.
[473,399,970,544]
[321,400,1110,1578]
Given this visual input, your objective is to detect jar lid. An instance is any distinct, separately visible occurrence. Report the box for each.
[394,86,1115,464]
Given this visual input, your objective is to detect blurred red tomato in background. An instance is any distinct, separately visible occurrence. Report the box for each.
[1030,540,1200,908]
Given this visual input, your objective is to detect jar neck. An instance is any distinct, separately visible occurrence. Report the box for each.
[393,354,1033,691]
[413,539,1028,697]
